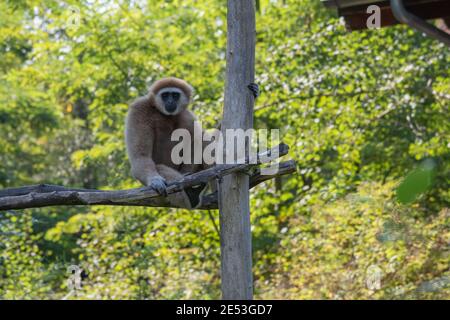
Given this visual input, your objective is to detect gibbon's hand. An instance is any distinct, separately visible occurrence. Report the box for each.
[149,176,167,196]
[247,83,260,98]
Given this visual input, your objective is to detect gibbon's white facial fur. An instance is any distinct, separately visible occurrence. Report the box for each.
[154,87,189,116]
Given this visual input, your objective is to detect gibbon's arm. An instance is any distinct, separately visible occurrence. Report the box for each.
[125,98,167,195]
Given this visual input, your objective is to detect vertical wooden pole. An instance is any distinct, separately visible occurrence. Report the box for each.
[219,0,256,300]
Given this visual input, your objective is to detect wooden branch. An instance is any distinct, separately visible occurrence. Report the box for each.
[0,185,101,197]
[0,144,294,211]
[201,160,296,209]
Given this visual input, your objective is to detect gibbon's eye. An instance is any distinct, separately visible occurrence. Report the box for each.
[171,92,180,100]
[161,92,170,99]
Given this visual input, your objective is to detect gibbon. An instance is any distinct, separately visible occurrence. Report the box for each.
[125,77,208,209]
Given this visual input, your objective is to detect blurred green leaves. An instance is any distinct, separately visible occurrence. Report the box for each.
[396,159,436,204]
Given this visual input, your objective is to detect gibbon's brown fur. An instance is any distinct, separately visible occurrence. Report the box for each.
[125,77,207,209]
[149,77,193,100]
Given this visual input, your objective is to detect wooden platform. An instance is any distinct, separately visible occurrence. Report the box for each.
[322,0,450,31]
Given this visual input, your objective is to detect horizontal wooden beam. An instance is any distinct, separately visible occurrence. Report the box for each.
[0,144,295,211]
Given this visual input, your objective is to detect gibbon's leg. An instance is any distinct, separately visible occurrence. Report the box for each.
[180,163,217,195]
[179,163,202,175]
[156,164,207,209]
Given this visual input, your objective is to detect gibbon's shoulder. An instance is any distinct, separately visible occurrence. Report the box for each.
[127,95,161,122]
[128,95,159,114]
[129,95,151,110]
[178,108,198,122]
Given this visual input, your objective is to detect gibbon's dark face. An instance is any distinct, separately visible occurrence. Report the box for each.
[155,87,188,116]
[161,91,180,113]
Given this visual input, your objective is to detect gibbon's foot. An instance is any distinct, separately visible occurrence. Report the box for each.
[184,182,208,209]
[247,83,260,98]
[149,176,168,196]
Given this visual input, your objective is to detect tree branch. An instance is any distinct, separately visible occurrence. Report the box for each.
[0,144,296,211]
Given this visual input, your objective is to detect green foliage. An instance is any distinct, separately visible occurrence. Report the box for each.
[0,0,448,299]
[0,211,53,299]
[261,182,449,299]
[396,159,436,204]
